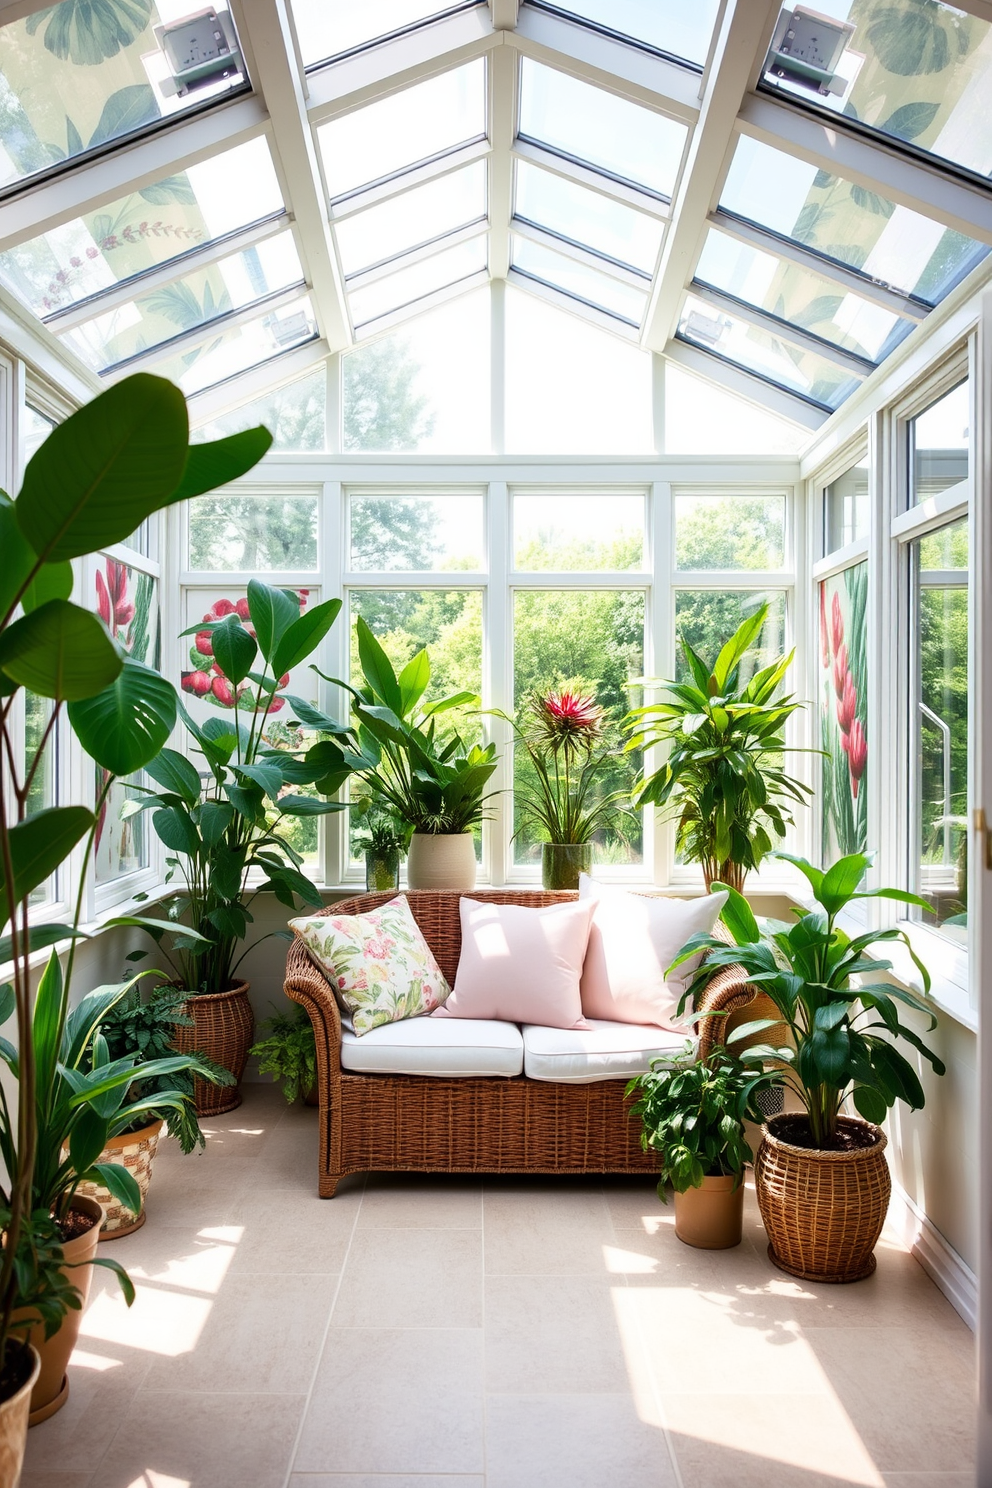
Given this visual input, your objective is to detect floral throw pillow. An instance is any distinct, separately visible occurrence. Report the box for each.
[290,895,451,1037]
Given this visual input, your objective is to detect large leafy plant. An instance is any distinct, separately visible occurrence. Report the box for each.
[671,851,946,1148]
[624,604,811,891]
[0,373,270,1374]
[135,581,351,995]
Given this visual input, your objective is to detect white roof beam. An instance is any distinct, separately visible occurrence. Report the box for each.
[488,39,517,279]
[330,139,491,218]
[511,139,669,218]
[231,0,351,350]
[664,338,828,431]
[687,282,875,376]
[641,0,784,353]
[345,220,488,288]
[737,94,992,248]
[489,0,519,27]
[353,270,489,340]
[0,95,267,251]
[511,218,648,289]
[186,338,330,425]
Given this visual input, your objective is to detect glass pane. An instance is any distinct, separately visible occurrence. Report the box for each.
[505,286,652,454]
[512,589,644,865]
[24,692,58,905]
[343,288,490,452]
[20,403,55,467]
[59,231,305,371]
[0,139,283,319]
[335,163,487,275]
[348,236,486,327]
[514,160,662,274]
[674,495,786,571]
[542,0,720,66]
[762,1,992,182]
[678,293,861,409]
[518,58,687,198]
[513,493,645,571]
[150,294,317,394]
[674,591,786,686]
[911,380,969,503]
[511,235,647,324]
[825,461,869,551]
[819,563,868,861]
[292,0,471,66]
[350,495,484,571]
[719,137,987,306]
[188,492,319,571]
[694,227,910,363]
[0,0,246,190]
[191,367,327,451]
[317,61,486,199]
[913,518,968,940]
[664,363,807,457]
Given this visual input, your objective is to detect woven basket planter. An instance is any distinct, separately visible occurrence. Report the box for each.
[754,1114,890,1284]
[70,1119,164,1238]
[172,982,254,1117]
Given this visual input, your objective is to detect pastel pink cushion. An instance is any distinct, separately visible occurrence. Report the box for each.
[435,897,596,1030]
[578,876,728,1029]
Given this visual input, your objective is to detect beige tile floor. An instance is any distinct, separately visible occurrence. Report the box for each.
[23,1083,976,1488]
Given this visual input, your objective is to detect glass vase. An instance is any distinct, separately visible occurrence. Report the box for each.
[541,842,593,890]
[365,847,401,892]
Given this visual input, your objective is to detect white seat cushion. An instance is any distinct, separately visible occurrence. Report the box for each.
[522,1020,692,1084]
[341,1016,523,1078]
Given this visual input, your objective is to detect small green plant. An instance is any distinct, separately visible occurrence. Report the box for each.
[351,800,410,857]
[627,1044,779,1200]
[250,1007,317,1105]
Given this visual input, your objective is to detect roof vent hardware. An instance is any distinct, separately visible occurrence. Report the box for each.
[268,309,314,347]
[155,8,242,99]
[683,309,730,348]
[766,5,857,98]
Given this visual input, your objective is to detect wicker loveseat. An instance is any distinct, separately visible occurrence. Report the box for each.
[284,889,759,1197]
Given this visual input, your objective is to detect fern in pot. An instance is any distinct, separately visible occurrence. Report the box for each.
[250,1006,318,1106]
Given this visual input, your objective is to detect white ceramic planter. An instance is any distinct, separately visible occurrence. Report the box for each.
[406,832,478,890]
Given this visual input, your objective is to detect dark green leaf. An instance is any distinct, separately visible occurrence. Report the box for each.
[0,807,93,904]
[68,659,178,774]
[247,581,299,665]
[271,598,342,679]
[0,600,121,700]
[168,428,273,504]
[211,615,258,685]
[152,805,200,857]
[145,748,202,805]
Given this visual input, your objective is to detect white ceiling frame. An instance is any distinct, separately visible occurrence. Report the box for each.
[232,0,352,351]
[510,139,669,219]
[345,219,489,288]
[330,139,491,218]
[506,267,639,340]
[185,336,330,425]
[664,338,828,432]
[490,0,520,27]
[641,0,784,355]
[42,212,292,332]
[100,281,309,377]
[0,94,268,251]
[353,268,490,340]
[738,94,992,247]
[687,282,875,377]
[488,38,517,279]
[510,218,649,289]
[707,210,929,322]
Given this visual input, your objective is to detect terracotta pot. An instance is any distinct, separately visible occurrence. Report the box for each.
[16,1196,102,1425]
[0,1341,40,1487]
[406,833,477,890]
[71,1120,164,1238]
[303,1085,319,1108]
[541,843,592,890]
[754,1113,890,1283]
[674,1174,745,1249]
[172,982,254,1117]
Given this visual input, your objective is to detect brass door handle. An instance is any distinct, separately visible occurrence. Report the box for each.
[975,808,992,870]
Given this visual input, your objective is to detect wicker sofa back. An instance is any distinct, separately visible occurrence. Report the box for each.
[284,889,758,1197]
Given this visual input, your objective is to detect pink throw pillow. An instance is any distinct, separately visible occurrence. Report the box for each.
[434,897,596,1029]
[578,876,728,1029]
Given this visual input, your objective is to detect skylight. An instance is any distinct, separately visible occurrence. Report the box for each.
[151,292,318,393]
[511,235,647,325]
[527,0,720,68]
[349,236,487,328]
[291,0,483,69]
[513,161,663,275]
[335,163,487,276]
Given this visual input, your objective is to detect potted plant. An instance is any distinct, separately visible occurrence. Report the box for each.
[624,604,812,891]
[627,1042,780,1248]
[250,1006,318,1105]
[0,371,270,1438]
[351,800,409,891]
[671,852,945,1282]
[136,579,352,1114]
[323,618,498,890]
[499,687,632,889]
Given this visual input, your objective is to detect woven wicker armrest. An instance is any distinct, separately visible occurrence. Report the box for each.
[694,962,761,1062]
[285,937,344,1078]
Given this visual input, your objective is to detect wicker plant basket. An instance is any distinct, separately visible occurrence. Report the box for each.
[69,1119,164,1238]
[754,1113,890,1283]
[172,982,254,1117]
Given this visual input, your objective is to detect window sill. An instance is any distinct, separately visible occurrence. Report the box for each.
[832,908,975,1033]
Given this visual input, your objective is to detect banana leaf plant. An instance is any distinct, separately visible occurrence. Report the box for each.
[0,372,271,1378]
[133,580,354,995]
[669,851,946,1148]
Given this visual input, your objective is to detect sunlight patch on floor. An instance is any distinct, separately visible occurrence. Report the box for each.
[81,1282,213,1356]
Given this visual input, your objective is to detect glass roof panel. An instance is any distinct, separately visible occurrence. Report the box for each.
[511,235,647,324]
[335,162,487,275]
[761,1,992,181]
[348,236,486,326]
[0,138,283,319]
[530,0,719,67]
[0,0,246,190]
[513,160,662,274]
[678,292,862,409]
[694,226,912,363]
[317,60,486,200]
[719,136,988,306]
[292,1,481,68]
[59,230,305,372]
[518,58,687,198]
[149,293,318,394]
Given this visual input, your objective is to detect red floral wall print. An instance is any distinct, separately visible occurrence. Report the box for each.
[819,563,868,858]
[182,589,310,714]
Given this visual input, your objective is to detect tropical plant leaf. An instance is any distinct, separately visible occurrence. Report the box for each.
[0,807,94,905]
[88,84,158,148]
[247,581,299,665]
[271,598,342,678]
[0,601,121,701]
[68,658,177,774]
[211,615,257,685]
